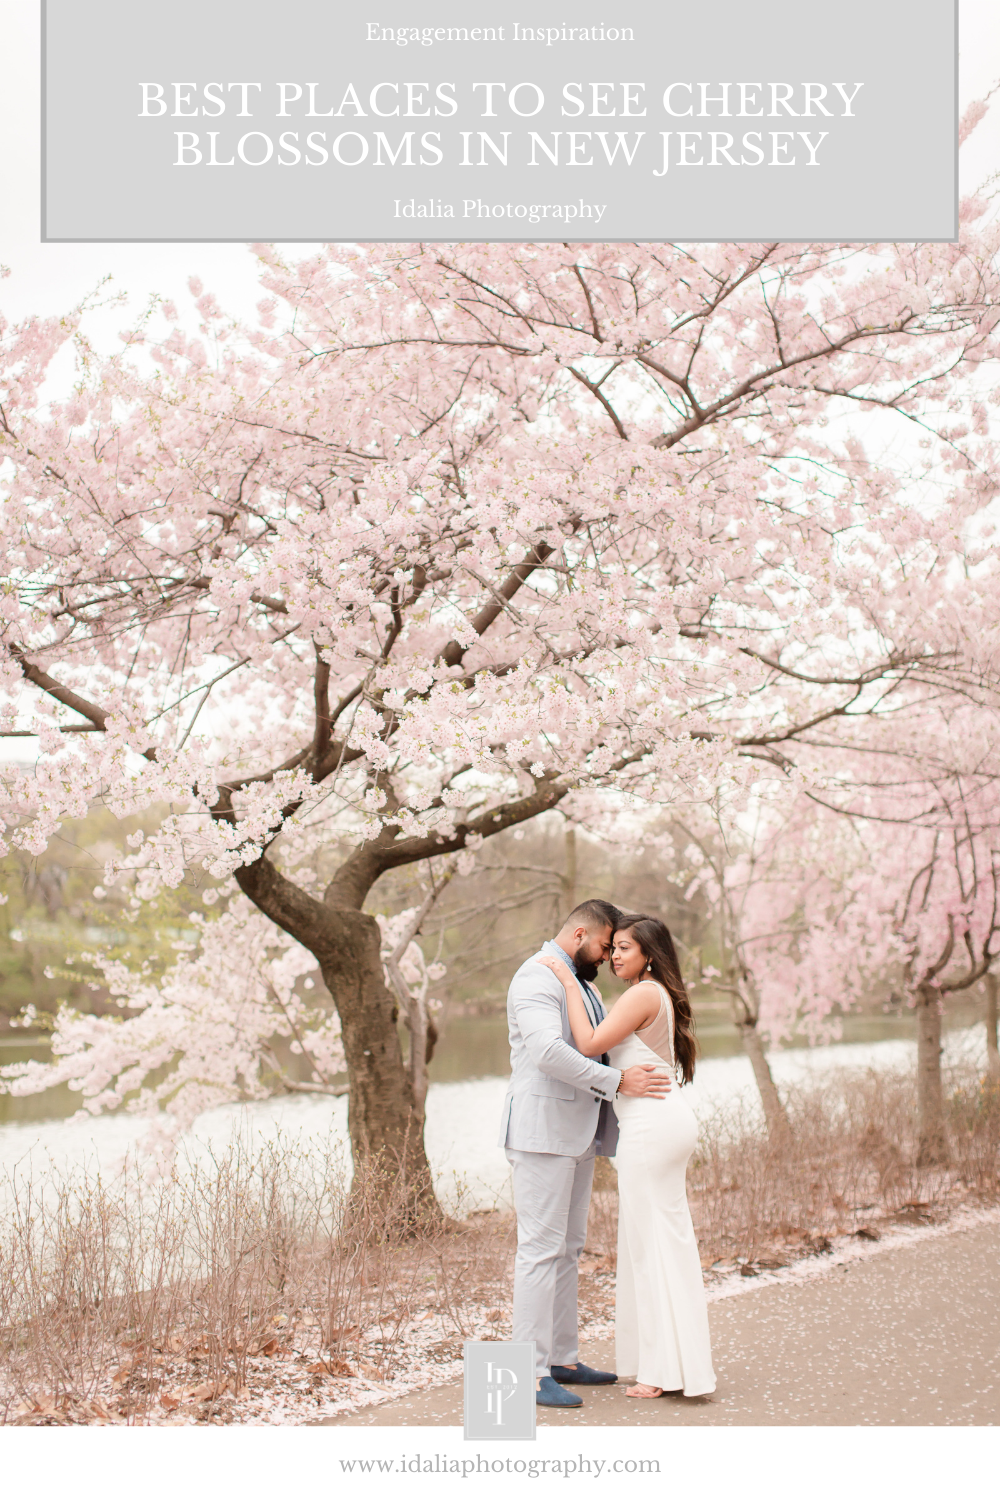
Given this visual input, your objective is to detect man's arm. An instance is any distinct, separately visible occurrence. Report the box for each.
[511,969,621,1100]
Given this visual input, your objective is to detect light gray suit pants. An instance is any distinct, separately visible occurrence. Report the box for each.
[505,1139,597,1379]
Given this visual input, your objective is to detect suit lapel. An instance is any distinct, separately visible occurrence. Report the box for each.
[579,979,611,1066]
[546,943,605,1042]
[576,976,598,1027]
[578,980,611,1066]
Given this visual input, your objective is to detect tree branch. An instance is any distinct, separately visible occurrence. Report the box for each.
[9,645,158,761]
[311,642,332,772]
[437,537,559,668]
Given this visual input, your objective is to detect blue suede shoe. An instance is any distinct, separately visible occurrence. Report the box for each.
[550,1362,617,1385]
[536,1375,583,1407]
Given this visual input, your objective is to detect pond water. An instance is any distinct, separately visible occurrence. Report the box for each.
[0,1007,988,1209]
[422,1003,979,1084]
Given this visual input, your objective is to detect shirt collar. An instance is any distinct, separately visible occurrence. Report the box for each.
[545,938,579,975]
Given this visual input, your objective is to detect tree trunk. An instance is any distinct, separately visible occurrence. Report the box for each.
[320,909,432,1190]
[738,1019,791,1142]
[915,983,948,1167]
[561,823,577,914]
[235,857,439,1220]
[386,951,431,1119]
[986,972,1000,1077]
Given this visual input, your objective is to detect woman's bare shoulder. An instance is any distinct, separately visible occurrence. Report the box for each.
[626,979,663,999]
[616,980,663,1015]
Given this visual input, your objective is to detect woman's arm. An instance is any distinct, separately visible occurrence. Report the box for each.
[534,957,661,1057]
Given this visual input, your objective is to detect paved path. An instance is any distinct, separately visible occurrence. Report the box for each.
[324,1219,1000,1426]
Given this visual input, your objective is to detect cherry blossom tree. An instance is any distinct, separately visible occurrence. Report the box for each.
[1,897,341,1160]
[898,829,1000,1166]
[0,889,446,1168]
[666,790,871,1138]
[3,223,1000,1206]
[694,677,1000,1165]
[805,704,1000,1165]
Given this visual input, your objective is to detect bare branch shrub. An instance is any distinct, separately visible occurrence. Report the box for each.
[0,1130,512,1423]
[588,1067,1000,1275]
[2,1065,997,1423]
[689,1064,999,1267]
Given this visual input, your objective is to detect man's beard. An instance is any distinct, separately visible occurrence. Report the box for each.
[573,946,600,983]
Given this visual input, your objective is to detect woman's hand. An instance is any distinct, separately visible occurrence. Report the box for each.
[537,953,598,1054]
[535,954,575,986]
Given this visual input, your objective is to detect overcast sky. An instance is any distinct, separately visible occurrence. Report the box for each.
[0,0,997,328]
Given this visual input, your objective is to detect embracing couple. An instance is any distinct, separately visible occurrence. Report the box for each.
[498,899,716,1408]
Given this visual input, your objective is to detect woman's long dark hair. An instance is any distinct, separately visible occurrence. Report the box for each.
[615,914,698,1084]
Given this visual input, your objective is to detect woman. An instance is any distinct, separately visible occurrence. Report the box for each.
[536,913,716,1399]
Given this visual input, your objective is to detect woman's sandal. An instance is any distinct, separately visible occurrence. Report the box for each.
[625,1383,663,1398]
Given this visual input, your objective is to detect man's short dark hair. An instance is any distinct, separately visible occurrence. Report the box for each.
[565,898,622,932]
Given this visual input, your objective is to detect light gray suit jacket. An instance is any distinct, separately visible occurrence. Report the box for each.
[498,940,622,1158]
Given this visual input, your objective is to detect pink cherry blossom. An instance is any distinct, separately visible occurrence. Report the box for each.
[3,222,1000,1194]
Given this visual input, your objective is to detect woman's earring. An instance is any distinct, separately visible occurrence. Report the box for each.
[646,962,651,971]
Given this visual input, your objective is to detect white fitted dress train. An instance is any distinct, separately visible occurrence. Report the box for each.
[609,983,716,1396]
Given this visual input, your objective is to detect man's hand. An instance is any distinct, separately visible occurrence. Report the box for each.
[618,1064,671,1098]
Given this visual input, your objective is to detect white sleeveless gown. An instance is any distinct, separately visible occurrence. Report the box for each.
[609,983,716,1396]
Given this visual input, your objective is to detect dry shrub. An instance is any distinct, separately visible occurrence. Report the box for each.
[3,1066,997,1420]
[428,1210,516,1341]
[688,1063,1000,1267]
[947,1071,1000,1191]
[0,1131,513,1424]
[577,1066,1000,1275]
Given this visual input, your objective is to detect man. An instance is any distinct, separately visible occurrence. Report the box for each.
[498,899,672,1408]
